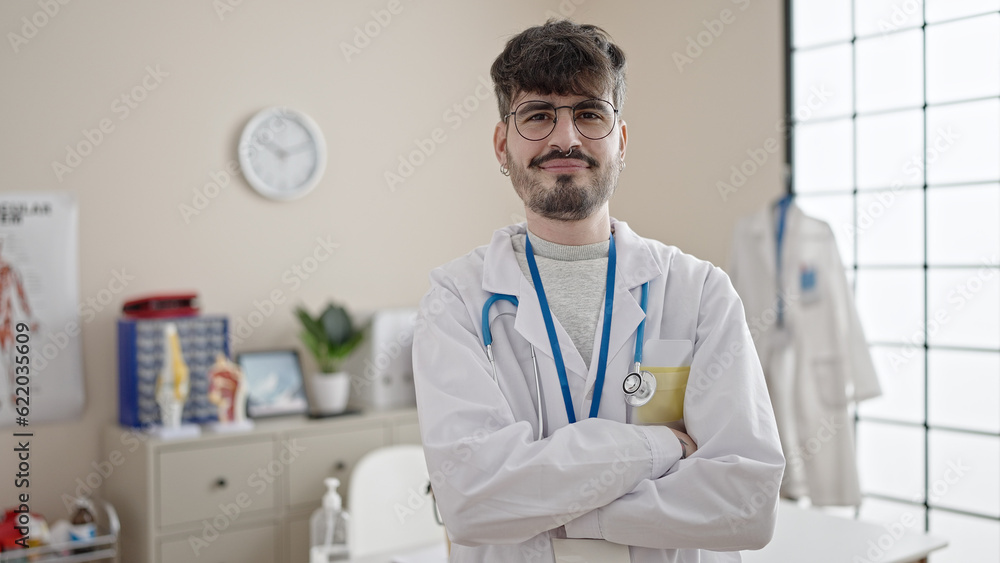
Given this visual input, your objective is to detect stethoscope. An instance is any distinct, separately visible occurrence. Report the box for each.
[480,232,656,439]
[481,293,544,440]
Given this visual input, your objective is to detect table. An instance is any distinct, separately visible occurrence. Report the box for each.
[742,500,949,563]
[348,542,447,563]
[347,501,950,563]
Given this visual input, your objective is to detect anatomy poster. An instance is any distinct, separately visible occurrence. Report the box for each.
[0,192,83,427]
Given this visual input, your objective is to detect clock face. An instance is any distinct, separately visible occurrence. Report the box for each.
[238,107,327,201]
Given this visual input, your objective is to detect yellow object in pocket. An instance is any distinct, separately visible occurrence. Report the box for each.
[635,366,690,424]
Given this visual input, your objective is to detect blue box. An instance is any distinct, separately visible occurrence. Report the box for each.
[117,315,229,428]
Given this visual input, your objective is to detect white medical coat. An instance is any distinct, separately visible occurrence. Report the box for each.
[728,202,881,506]
[412,220,784,562]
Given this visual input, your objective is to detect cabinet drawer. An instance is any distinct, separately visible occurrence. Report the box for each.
[160,522,276,563]
[286,512,311,563]
[157,439,276,528]
[287,426,386,508]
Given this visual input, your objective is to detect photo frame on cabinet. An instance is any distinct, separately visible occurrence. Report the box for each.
[236,349,308,418]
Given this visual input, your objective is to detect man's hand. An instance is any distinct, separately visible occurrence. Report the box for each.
[669,427,697,459]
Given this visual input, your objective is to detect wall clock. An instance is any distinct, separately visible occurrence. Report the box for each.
[238,106,327,201]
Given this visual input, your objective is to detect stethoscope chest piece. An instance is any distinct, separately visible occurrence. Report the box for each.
[623,368,656,407]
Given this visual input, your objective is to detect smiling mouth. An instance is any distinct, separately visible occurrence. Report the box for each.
[538,159,589,172]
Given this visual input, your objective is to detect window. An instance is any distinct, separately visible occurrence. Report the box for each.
[788,1,1000,561]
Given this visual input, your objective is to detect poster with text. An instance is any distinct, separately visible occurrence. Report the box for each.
[0,191,83,427]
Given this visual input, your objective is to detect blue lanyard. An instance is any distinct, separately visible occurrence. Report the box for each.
[634,282,649,364]
[775,196,792,327]
[524,232,616,423]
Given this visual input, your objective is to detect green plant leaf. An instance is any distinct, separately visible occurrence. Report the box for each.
[296,302,365,373]
[296,307,326,341]
[321,304,353,346]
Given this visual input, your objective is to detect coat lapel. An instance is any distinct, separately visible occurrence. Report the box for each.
[600,220,661,367]
[754,205,777,287]
[781,202,804,301]
[481,224,583,380]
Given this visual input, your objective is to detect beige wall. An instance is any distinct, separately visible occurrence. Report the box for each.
[0,0,783,519]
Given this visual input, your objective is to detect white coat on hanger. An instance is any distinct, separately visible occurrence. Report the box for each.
[728,200,881,507]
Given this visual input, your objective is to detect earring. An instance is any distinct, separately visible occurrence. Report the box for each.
[620,159,626,170]
[500,163,510,176]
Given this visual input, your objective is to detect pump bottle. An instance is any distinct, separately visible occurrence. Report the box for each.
[310,477,350,562]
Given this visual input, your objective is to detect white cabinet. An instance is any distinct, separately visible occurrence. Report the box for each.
[286,424,386,510]
[394,420,423,446]
[157,438,277,528]
[160,522,277,563]
[102,409,419,563]
[286,512,312,563]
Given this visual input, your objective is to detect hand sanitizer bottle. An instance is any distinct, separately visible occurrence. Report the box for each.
[310,477,350,562]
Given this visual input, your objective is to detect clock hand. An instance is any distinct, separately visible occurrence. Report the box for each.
[284,141,314,155]
[257,139,288,160]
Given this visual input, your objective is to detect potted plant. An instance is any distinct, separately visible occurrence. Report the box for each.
[296,302,365,415]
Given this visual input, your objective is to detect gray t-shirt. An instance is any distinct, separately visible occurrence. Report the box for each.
[511,230,609,370]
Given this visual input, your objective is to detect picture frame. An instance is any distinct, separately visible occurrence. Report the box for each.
[236,349,309,418]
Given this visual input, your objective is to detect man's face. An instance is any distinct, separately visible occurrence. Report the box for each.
[494,91,627,222]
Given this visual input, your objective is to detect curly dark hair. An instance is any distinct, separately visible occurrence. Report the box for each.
[490,19,627,120]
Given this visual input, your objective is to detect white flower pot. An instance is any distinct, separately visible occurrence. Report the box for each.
[309,371,351,415]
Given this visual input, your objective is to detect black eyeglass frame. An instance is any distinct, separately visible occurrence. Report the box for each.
[503,98,620,141]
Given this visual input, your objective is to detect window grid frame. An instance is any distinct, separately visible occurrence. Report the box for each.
[786,0,1000,532]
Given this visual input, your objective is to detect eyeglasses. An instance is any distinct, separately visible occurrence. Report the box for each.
[504,98,619,141]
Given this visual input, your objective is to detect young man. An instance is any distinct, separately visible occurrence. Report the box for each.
[413,20,784,562]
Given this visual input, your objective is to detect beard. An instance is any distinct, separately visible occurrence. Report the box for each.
[508,148,621,221]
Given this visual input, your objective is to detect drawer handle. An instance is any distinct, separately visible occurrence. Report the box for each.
[213,477,228,489]
[333,461,346,472]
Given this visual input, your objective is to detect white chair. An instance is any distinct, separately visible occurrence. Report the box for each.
[347,444,444,558]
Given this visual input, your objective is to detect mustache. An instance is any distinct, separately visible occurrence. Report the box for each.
[530,149,599,169]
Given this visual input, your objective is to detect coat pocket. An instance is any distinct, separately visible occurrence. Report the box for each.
[635,339,694,424]
[813,357,849,408]
[635,366,690,423]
